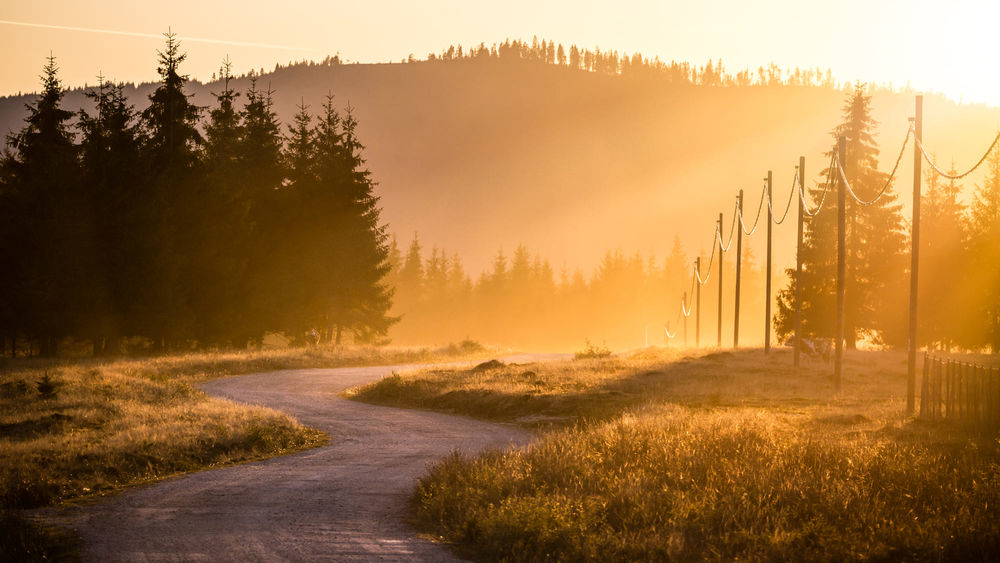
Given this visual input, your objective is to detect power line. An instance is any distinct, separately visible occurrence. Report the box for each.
[767,166,798,225]
[738,183,767,235]
[914,130,1000,180]
[833,125,912,206]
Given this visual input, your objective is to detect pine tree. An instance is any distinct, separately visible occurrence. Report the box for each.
[919,161,967,349]
[775,84,907,347]
[310,98,395,343]
[1,55,83,356]
[77,76,144,353]
[139,32,203,349]
[968,147,1000,351]
[194,60,245,345]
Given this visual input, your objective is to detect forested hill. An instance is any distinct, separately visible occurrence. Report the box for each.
[2,55,998,273]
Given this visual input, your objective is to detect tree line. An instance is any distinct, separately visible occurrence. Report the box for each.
[265,38,839,90]
[419,37,838,88]
[386,235,768,350]
[0,35,394,356]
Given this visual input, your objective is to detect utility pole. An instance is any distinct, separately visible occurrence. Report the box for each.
[794,157,805,368]
[695,258,701,348]
[717,213,724,348]
[908,95,923,414]
[835,136,847,392]
[764,170,773,354]
[683,291,688,346]
[734,191,744,349]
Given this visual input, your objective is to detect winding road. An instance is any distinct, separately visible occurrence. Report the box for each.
[45,355,558,561]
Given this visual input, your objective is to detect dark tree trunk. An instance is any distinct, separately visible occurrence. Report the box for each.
[335,325,343,346]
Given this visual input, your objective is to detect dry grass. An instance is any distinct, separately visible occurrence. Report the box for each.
[348,347,910,426]
[352,347,1000,561]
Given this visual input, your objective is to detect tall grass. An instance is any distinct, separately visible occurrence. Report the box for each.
[351,347,1000,560]
[414,406,1000,561]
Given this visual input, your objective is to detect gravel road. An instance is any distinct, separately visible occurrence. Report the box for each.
[43,355,560,562]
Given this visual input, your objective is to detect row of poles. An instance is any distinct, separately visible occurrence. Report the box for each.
[669,96,926,414]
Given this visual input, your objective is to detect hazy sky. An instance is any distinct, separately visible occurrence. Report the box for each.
[2,0,997,104]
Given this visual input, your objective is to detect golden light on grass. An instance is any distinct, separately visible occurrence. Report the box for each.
[351,347,1000,560]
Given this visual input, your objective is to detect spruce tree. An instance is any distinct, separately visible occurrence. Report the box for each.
[194,60,244,345]
[313,100,395,343]
[77,76,144,353]
[238,79,286,345]
[139,32,203,349]
[2,55,83,355]
[775,84,907,347]
[968,148,1000,351]
[919,162,968,350]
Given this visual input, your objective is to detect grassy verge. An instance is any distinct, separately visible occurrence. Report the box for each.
[347,348,906,426]
[1,341,490,559]
[350,347,1000,560]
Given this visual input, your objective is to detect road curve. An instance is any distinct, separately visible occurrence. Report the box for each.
[45,354,560,562]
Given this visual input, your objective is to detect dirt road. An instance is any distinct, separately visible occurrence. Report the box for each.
[46,355,558,561]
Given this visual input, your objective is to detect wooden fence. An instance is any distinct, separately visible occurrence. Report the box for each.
[920,354,1000,431]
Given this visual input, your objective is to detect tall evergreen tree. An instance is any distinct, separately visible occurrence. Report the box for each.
[77,76,144,353]
[238,78,286,345]
[919,161,968,350]
[775,84,907,347]
[139,32,203,349]
[194,59,244,345]
[1,55,83,355]
[968,147,1000,351]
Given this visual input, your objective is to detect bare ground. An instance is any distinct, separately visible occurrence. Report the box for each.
[38,355,558,562]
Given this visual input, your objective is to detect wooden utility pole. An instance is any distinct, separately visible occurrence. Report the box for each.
[683,291,688,346]
[695,258,701,347]
[835,136,847,391]
[794,157,805,368]
[734,190,744,349]
[717,213,724,348]
[908,95,923,414]
[764,170,773,354]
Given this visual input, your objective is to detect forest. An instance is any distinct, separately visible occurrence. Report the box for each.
[0,35,393,355]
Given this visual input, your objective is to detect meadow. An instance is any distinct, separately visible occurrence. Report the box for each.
[350,347,1000,561]
[0,341,489,560]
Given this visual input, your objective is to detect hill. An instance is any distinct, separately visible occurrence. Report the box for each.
[2,57,997,275]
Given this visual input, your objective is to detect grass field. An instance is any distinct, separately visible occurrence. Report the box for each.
[0,341,491,560]
[350,347,1000,561]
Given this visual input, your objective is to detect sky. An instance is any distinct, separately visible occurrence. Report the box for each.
[1,0,999,105]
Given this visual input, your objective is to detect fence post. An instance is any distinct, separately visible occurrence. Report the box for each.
[920,353,929,418]
[935,358,942,419]
[946,360,953,419]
